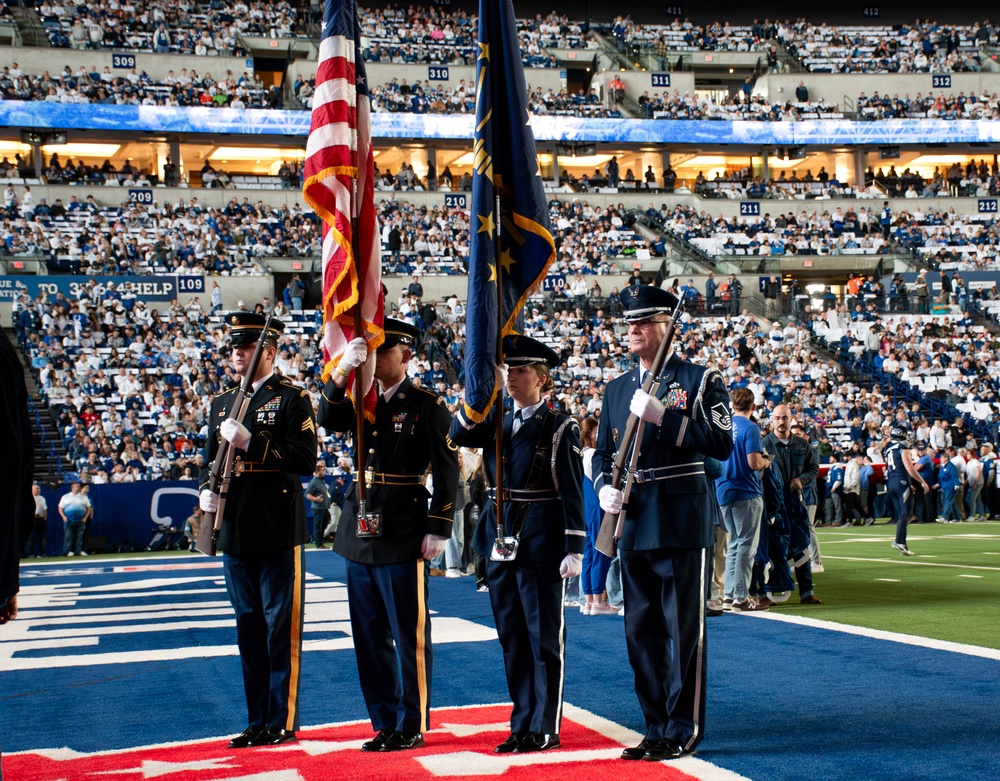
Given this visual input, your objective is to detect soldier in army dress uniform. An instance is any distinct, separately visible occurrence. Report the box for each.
[199,313,318,748]
[449,334,585,755]
[318,318,459,752]
[593,286,734,761]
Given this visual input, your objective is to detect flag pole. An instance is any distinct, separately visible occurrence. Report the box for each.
[352,176,368,508]
[493,191,504,544]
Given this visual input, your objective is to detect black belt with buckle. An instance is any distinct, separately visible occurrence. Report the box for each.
[630,463,706,483]
[486,488,559,502]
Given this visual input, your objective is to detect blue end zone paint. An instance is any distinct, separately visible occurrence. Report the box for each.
[3,554,999,781]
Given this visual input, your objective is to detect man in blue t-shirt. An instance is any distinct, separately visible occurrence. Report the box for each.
[715,388,770,612]
[914,444,937,523]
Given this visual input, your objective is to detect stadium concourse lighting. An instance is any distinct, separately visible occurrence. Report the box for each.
[39,143,121,158]
[208,147,306,161]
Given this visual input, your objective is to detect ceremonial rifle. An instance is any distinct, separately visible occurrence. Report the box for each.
[196,311,274,556]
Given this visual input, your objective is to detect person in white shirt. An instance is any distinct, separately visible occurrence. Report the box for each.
[951,449,968,521]
[965,452,985,520]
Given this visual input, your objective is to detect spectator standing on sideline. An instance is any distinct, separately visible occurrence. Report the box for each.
[184,506,203,552]
[199,313,317,749]
[965,450,985,521]
[762,405,822,605]
[579,417,615,615]
[319,319,458,753]
[304,461,332,548]
[843,453,862,524]
[913,445,937,523]
[716,388,769,612]
[27,484,48,558]
[59,481,91,557]
[1,327,34,624]
[827,456,845,527]
[594,285,734,761]
[938,448,961,523]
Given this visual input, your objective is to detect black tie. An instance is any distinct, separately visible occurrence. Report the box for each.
[513,409,523,434]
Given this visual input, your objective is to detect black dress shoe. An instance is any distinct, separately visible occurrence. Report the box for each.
[494,732,527,753]
[380,731,424,751]
[228,726,264,748]
[361,729,396,752]
[706,607,724,617]
[248,727,297,746]
[621,738,655,760]
[513,732,560,753]
[642,737,686,761]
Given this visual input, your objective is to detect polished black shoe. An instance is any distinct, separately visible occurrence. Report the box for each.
[248,727,297,746]
[494,732,527,753]
[380,731,425,751]
[361,729,396,752]
[621,738,656,760]
[642,737,686,761]
[513,732,560,753]
[228,726,264,748]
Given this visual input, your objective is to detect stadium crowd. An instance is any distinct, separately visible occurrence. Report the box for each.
[650,203,890,257]
[0,62,279,108]
[40,0,308,52]
[1,188,320,275]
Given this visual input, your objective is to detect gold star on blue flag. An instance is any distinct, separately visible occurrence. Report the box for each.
[463,0,555,423]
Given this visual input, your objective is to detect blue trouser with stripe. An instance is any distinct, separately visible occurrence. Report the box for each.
[620,546,709,752]
[346,558,432,733]
[223,546,305,731]
[487,559,567,735]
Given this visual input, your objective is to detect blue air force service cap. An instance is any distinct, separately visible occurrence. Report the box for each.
[227,312,285,347]
[502,333,560,368]
[379,318,421,351]
[620,284,681,323]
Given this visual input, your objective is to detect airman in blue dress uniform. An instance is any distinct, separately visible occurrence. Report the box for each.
[593,285,734,761]
[318,318,459,752]
[199,313,318,748]
[449,334,585,755]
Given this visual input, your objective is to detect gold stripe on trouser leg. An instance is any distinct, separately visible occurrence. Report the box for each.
[285,544,305,731]
[415,558,429,732]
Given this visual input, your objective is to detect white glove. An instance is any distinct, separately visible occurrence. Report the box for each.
[559,553,583,579]
[496,363,509,390]
[341,337,369,371]
[630,388,666,426]
[220,418,251,450]
[199,489,219,513]
[598,485,624,513]
[421,533,448,560]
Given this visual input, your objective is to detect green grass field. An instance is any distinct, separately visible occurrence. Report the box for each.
[772,521,1000,649]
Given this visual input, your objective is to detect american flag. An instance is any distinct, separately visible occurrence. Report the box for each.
[303,0,383,419]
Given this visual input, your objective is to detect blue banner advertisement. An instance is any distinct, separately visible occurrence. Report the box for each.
[0,275,204,302]
[3,101,1000,146]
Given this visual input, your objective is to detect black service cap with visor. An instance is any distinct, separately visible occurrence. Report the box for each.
[226,312,285,347]
[620,284,681,323]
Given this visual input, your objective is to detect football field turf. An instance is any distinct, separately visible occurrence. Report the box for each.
[787,521,1000,650]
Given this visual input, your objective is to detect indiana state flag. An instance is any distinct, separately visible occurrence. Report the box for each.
[462,0,555,423]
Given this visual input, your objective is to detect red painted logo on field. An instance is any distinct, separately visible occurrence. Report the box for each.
[6,705,709,780]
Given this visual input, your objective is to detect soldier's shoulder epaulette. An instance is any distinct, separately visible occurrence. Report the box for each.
[412,384,439,399]
[219,386,239,397]
[278,378,301,390]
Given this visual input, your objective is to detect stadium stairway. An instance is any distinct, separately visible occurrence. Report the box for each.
[8,4,48,47]
[9,330,68,484]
